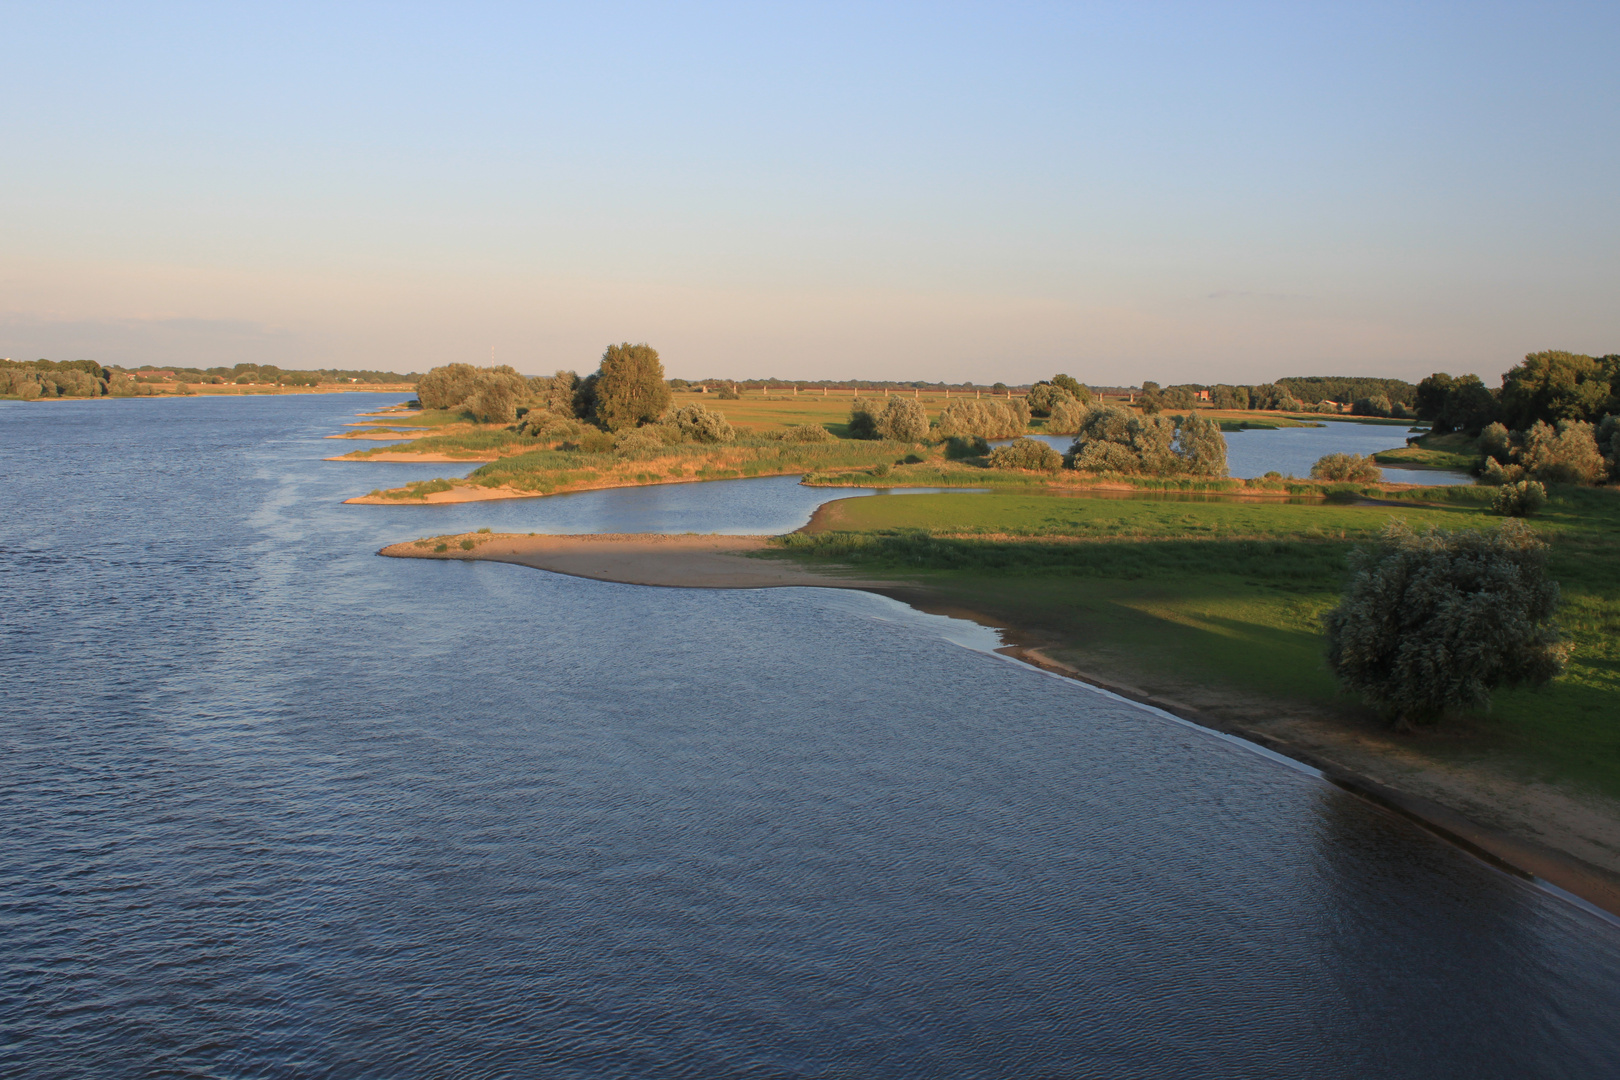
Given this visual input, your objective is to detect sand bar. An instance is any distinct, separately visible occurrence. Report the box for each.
[380,531,901,589]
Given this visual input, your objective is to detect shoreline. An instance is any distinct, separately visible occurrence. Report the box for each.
[380,529,1620,921]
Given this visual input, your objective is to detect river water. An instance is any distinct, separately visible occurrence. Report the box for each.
[3,394,1617,1079]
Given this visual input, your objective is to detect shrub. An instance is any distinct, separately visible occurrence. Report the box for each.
[460,539,476,551]
[1479,457,1526,486]
[848,397,880,439]
[933,398,1028,440]
[1310,453,1382,483]
[987,438,1063,472]
[1492,480,1547,517]
[1478,421,1515,464]
[614,426,666,455]
[667,403,736,443]
[1045,396,1090,435]
[944,435,990,459]
[1520,419,1605,485]
[714,384,741,399]
[870,462,891,477]
[434,543,448,553]
[1324,520,1568,726]
[1069,407,1227,476]
[561,430,615,453]
[875,397,929,441]
[476,526,492,533]
[774,423,834,442]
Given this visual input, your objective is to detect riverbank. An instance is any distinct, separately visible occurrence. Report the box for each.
[382,514,1620,919]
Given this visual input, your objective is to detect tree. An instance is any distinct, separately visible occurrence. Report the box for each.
[1051,373,1089,402]
[1519,419,1606,485]
[1025,381,1074,417]
[591,343,671,431]
[1439,375,1498,434]
[1500,350,1612,428]
[1324,521,1567,726]
[1174,413,1229,476]
[417,363,480,409]
[1351,394,1393,418]
[934,398,1028,439]
[1414,373,1455,427]
[1137,380,1164,414]
[848,398,880,439]
[465,367,530,423]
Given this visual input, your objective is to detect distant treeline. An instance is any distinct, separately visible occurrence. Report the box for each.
[0,358,419,399]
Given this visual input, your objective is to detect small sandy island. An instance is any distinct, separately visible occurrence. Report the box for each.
[380,532,901,589]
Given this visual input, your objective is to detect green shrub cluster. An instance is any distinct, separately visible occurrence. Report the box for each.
[849,396,930,441]
[1069,408,1228,477]
[986,438,1062,472]
[932,398,1029,439]
[1310,453,1382,483]
[1492,480,1547,517]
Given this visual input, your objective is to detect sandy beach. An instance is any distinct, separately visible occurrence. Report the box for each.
[380,531,901,589]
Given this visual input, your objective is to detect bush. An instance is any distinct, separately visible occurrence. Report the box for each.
[1324,520,1568,726]
[417,363,480,409]
[776,423,834,442]
[1045,396,1090,435]
[667,403,735,443]
[434,543,448,553]
[986,438,1063,472]
[1069,407,1227,476]
[874,397,929,441]
[614,427,666,455]
[944,435,990,459]
[1520,419,1605,485]
[460,539,476,551]
[1478,421,1515,464]
[1492,480,1547,517]
[848,397,880,439]
[1310,453,1381,483]
[1479,457,1526,486]
[933,398,1028,440]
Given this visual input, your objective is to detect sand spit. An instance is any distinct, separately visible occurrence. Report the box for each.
[380,532,901,589]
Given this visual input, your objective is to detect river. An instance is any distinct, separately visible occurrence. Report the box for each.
[3,393,1616,1078]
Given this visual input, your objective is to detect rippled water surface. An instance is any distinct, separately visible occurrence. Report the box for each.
[3,394,1617,1079]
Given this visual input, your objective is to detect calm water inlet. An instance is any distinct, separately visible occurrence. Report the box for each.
[2,394,1617,1079]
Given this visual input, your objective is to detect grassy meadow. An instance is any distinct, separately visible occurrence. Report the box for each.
[774,487,1620,799]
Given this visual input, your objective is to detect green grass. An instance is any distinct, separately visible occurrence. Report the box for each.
[1373,429,1481,471]
[774,487,1620,797]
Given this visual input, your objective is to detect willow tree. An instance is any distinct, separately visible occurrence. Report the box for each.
[591,343,671,431]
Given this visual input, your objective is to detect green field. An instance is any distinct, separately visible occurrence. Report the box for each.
[774,487,1620,798]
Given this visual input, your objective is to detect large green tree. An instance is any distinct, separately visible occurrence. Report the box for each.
[1499,350,1614,429]
[590,343,672,431]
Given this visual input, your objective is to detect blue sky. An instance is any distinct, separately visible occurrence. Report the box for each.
[2,2,1616,383]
